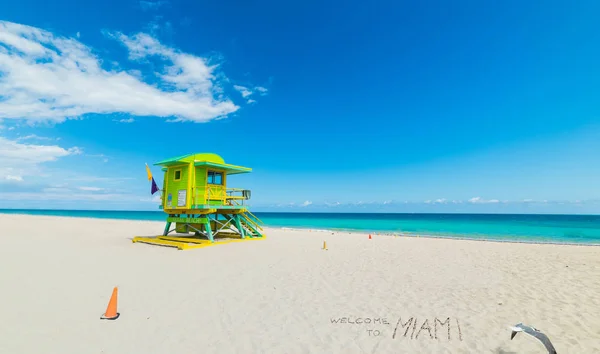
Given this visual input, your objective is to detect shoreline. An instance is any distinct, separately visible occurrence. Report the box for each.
[279,226,600,247]
[2,208,600,216]
[3,212,599,247]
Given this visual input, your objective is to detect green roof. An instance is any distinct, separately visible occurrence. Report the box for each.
[154,153,252,175]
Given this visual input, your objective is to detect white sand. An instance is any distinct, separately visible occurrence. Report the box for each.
[1,214,599,354]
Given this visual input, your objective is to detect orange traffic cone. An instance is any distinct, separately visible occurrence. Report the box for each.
[369,234,372,239]
[100,287,120,320]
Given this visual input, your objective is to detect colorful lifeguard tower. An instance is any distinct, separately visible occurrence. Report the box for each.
[133,153,265,250]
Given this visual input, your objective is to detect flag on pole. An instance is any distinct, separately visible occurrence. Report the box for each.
[145,163,153,181]
[145,163,159,195]
[151,177,159,195]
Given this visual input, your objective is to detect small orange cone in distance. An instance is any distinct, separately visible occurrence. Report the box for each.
[101,287,120,320]
[369,234,372,239]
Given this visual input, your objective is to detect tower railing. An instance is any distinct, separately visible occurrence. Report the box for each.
[191,186,251,206]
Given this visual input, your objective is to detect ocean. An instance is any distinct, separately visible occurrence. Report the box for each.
[1,209,599,245]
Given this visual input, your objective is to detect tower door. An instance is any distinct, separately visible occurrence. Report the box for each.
[165,165,189,210]
[206,170,226,205]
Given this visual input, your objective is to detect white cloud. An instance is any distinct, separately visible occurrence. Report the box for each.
[263,198,599,210]
[0,191,134,202]
[421,199,447,204]
[233,85,252,98]
[43,187,71,193]
[0,180,144,204]
[77,186,104,192]
[255,86,268,95]
[0,135,81,181]
[114,118,135,123]
[5,175,23,182]
[139,0,168,11]
[0,21,242,124]
[232,85,268,104]
[144,17,174,37]
[65,176,134,182]
[0,136,81,165]
[16,134,54,141]
[468,197,501,204]
[86,153,109,162]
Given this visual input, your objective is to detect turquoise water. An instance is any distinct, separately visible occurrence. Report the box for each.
[1,209,599,245]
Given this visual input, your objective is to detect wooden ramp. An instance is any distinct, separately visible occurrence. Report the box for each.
[132,234,266,250]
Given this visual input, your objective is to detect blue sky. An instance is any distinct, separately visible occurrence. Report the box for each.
[0,0,599,213]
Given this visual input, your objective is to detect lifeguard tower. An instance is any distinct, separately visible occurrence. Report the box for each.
[133,153,265,250]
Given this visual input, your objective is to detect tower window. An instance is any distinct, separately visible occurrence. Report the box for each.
[208,171,223,185]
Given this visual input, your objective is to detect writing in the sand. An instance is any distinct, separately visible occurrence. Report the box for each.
[330,317,390,325]
[330,317,391,337]
[392,317,463,341]
[330,316,463,340]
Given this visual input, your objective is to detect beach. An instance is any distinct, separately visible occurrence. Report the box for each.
[1,214,599,354]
